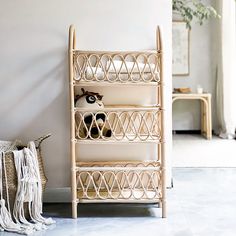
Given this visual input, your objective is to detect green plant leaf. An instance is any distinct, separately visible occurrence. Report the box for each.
[172,0,221,29]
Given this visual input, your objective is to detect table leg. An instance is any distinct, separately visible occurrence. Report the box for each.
[200,100,204,136]
[207,96,212,139]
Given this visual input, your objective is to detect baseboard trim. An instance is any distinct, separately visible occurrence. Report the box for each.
[43,187,71,203]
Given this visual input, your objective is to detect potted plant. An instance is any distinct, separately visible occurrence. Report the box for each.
[172,0,219,28]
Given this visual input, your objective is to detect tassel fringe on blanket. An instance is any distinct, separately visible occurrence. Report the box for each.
[0,141,55,235]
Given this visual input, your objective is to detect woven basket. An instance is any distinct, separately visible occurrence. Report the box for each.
[1,135,50,214]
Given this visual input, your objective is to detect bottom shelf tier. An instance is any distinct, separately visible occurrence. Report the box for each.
[76,161,162,202]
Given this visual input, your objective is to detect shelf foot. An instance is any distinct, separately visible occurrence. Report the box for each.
[72,201,78,219]
[161,200,166,218]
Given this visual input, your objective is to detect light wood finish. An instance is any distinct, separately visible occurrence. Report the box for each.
[69,25,166,218]
[75,105,161,111]
[76,161,161,201]
[74,138,161,144]
[157,26,166,218]
[172,93,212,139]
[69,25,78,218]
[75,108,161,141]
[73,81,160,87]
[73,49,160,83]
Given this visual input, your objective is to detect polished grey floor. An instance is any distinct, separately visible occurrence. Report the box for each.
[2,168,236,236]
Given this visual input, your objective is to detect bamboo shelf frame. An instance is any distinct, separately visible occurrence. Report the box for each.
[69,25,166,218]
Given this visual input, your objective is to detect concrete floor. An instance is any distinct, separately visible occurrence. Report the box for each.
[3,168,236,236]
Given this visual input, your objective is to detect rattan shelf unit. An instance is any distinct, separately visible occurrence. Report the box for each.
[69,25,166,218]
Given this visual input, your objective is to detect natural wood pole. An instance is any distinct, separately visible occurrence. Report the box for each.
[207,95,212,139]
[200,100,204,136]
[157,26,166,218]
[69,24,77,219]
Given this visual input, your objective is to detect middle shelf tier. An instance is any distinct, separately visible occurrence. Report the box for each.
[74,105,163,143]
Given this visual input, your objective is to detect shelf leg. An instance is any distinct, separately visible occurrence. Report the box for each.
[162,199,166,218]
[72,200,78,219]
[71,167,77,218]
[160,139,166,218]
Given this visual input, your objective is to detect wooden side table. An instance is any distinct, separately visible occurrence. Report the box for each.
[172,93,212,139]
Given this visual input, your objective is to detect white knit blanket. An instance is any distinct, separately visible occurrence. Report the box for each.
[0,141,55,235]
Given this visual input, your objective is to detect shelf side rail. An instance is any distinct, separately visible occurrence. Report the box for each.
[69,24,78,218]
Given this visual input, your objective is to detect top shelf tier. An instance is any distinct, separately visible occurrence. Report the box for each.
[72,50,162,85]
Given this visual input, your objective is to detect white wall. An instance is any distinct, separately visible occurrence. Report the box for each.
[172,0,217,131]
[0,0,172,192]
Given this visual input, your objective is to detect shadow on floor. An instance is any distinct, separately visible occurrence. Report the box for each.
[43,203,160,218]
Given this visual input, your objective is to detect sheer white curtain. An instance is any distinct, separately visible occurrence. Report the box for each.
[216,0,236,139]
